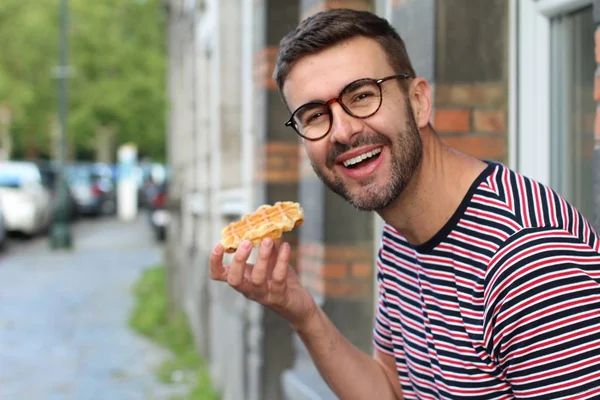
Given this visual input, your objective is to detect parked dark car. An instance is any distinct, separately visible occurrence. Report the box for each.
[148,182,169,241]
[66,163,117,217]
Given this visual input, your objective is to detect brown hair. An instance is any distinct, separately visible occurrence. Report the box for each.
[273,8,416,93]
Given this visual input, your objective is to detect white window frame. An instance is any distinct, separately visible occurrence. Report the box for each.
[515,0,593,185]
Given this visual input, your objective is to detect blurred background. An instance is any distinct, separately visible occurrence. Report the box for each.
[0,0,597,399]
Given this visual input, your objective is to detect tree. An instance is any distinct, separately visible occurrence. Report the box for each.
[0,0,59,159]
[70,0,167,162]
[0,0,167,161]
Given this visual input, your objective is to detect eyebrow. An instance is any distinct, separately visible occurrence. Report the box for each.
[291,76,376,112]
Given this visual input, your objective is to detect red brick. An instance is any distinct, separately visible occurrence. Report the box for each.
[472,110,505,133]
[323,281,371,298]
[351,263,372,279]
[253,46,278,90]
[595,108,600,140]
[596,28,600,63]
[441,135,506,161]
[325,245,372,262]
[321,263,348,279]
[326,0,371,11]
[256,170,299,183]
[435,84,506,108]
[256,141,300,182]
[433,109,471,133]
[264,142,301,154]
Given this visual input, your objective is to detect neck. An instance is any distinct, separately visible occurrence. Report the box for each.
[376,127,488,246]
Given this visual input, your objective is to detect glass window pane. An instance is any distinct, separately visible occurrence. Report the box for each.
[550,6,595,221]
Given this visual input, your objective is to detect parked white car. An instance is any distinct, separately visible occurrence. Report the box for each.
[0,161,53,236]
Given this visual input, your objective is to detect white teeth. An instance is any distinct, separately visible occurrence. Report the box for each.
[343,147,382,167]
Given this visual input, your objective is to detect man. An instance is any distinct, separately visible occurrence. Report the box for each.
[210,8,600,400]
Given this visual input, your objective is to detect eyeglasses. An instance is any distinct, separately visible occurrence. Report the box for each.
[284,74,410,141]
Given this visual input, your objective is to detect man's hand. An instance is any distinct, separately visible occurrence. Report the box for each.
[210,238,317,330]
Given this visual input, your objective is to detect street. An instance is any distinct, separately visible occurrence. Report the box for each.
[0,214,185,400]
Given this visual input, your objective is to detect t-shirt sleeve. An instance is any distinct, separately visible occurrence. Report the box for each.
[483,228,600,399]
[373,248,394,356]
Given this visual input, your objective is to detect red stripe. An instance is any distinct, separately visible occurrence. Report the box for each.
[374,164,600,398]
[500,307,600,352]
[515,370,600,397]
[509,336,600,376]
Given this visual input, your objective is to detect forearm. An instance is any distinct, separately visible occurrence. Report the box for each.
[294,307,402,400]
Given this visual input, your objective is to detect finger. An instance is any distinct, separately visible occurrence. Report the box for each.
[251,238,274,289]
[228,240,253,288]
[272,242,291,291]
[266,240,281,278]
[209,243,226,281]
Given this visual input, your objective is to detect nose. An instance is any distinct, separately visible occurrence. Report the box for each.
[328,102,361,145]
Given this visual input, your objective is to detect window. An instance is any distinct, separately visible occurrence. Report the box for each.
[549,5,595,221]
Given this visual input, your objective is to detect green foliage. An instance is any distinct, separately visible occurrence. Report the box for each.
[0,0,59,158]
[0,0,167,160]
[129,265,220,400]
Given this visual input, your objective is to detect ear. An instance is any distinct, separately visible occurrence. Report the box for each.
[408,78,432,129]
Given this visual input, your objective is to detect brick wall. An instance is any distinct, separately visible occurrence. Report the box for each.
[255,142,300,183]
[431,0,509,164]
[434,83,507,161]
[298,241,374,298]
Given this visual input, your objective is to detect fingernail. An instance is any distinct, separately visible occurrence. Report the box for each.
[241,240,252,250]
[261,238,272,249]
[212,244,222,254]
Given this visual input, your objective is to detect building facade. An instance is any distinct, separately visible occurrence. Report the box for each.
[163,0,600,399]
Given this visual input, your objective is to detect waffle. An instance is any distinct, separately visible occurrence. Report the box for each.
[220,201,304,253]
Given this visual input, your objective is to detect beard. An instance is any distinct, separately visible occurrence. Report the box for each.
[310,102,423,211]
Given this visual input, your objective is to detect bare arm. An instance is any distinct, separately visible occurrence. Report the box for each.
[295,306,404,400]
[210,238,403,400]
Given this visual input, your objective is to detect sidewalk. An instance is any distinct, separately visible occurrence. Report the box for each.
[0,214,186,400]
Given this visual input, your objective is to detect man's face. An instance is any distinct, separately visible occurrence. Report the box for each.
[282,36,423,211]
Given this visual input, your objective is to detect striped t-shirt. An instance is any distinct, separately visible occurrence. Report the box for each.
[374,162,600,399]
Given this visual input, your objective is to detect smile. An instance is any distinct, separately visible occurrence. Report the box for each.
[342,147,382,168]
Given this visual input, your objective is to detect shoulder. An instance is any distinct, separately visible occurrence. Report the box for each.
[478,163,599,246]
[483,226,600,343]
[481,226,600,392]
[485,226,599,299]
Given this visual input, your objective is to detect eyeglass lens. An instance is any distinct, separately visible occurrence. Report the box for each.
[293,79,382,139]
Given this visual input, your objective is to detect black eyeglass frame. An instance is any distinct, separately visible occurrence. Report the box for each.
[284,73,411,141]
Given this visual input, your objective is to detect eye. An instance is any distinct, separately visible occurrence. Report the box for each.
[307,112,324,122]
[296,105,329,126]
[352,91,376,102]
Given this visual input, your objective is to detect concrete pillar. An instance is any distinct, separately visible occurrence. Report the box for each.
[164,0,187,316]
[249,1,302,400]
[206,3,251,400]
[280,3,376,400]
